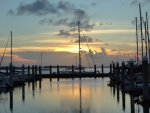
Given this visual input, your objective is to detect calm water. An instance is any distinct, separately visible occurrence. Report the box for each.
[0,77,147,113]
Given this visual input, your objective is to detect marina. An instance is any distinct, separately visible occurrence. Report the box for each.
[0,1,150,113]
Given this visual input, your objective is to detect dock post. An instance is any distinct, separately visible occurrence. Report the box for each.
[113,63,115,75]
[39,66,42,79]
[57,65,60,75]
[122,61,125,86]
[28,65,30,75]
[22,64,25,80]
[94,65,96,75]
[116,62,119,82]
[50,65,52,74]
[50,65,52,81]
[6,66,8,75]
[57,65,59,81]
[22,64,25,75]
[35,65,37,76]
[143,56,149,100]
[113,63,115,80]
[72,65,74,74]
[110,63,112,75]
[32,65,35,80]
[79,65,81,74]
[101,64,104,76]
[130,59,134,91]
[9,63,13,82]
[72,65,74,79]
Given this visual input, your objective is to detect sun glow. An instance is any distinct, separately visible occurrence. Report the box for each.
[70,48,79,53]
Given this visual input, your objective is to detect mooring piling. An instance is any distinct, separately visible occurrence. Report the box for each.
[130,59,134,91]
[35,65,37,76]
[110,63,112,75]
[28,65,30,75]
[143,56,149,100]
[121,61,125,86]
[102,64,104,75]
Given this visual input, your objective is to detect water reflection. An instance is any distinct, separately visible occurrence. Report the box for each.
[79,79,82,113]
[32,81,35,97]
[117,84,120,103]
[130,95,135,113]
[22,85,25,102]
[122,90,126,111]
[113,83,116,97]
[9,88,13,113]
[39,80,41,89]
[1,78,150,113]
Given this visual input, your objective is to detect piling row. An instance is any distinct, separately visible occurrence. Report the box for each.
[108,56,150,104]
[0,64,110,80]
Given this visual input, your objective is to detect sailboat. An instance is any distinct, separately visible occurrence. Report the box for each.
[0,32,13,88]
[75,21,85,72]
[9,31,25,85]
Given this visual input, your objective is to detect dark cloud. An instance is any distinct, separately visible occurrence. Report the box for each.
[8,0,95,34]
[8,0,58,16]
[130,0,150,6]
[74,36,93,43]
[39,18,69,26]
[57,1,75,12]
[130,0,138,6]
[91,2,96,6]
[39,18,53,25]
[88,47,107,59]
[7,9,14,15]
[57,30,77,37]
[73,9,88,21]
[81,20,95,31]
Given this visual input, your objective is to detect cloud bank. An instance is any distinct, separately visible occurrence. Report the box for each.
[8,0,95,32]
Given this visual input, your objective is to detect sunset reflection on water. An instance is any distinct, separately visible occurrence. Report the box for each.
[0,78,145,113]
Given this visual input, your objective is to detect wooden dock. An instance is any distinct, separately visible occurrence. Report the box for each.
[0,65,110,79]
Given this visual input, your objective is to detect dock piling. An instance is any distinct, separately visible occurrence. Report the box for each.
[35,65,37,76]
[39,66,42,79]
[32,65,35,80]
[121,61,125,86]
[102,64,104,75]
[6,66,8,75]
[130,59,134,90]
[116,62,119,82]
[113,63,115,77]
[28,65,30,75]
[143,56,149,100]
[110,63,112,75]
[94,65,96,75]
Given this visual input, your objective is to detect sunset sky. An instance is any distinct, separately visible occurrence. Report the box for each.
[0,0,150,67]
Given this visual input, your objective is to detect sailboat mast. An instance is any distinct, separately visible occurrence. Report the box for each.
[146,12,150,63]
[144,21,148,57]
[11,31,12,64]
[136,17,139,65]
[10,31,13,82]
[139,3,143,59]
[78,21,81,67]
